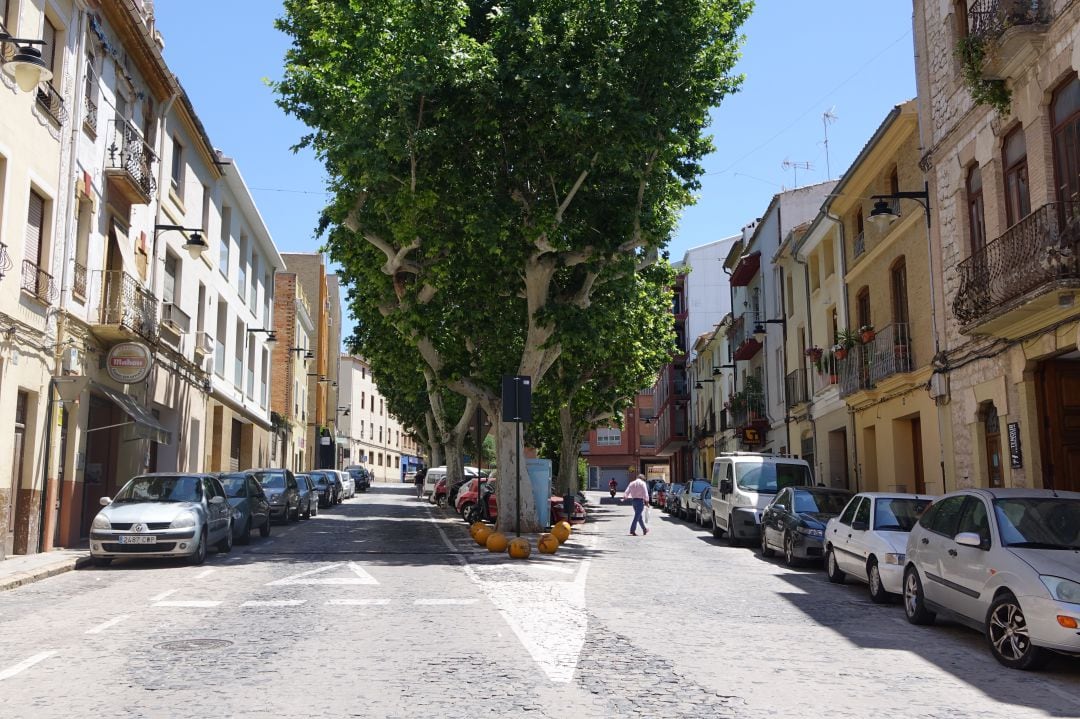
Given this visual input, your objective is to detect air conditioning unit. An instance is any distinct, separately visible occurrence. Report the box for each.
[62,347,80,374]
[194,331,214,356]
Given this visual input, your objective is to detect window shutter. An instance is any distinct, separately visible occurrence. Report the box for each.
[26,191,44,266]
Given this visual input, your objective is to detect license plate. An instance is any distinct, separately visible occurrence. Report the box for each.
[119,535,157,544]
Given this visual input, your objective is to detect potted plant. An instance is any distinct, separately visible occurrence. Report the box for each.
[832,329,858,361]
[859,324,876,343]
[805,346,824,366]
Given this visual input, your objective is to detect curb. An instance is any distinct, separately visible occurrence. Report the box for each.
[0,555,92,593]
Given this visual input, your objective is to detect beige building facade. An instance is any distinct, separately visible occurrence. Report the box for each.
[338,355,421,483]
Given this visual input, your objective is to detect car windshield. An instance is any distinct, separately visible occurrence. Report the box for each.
[312,475,328,486]
[735,463,812,494]
[994,498,1080,549]
[113,476,202,503]
[793,490,850,514]
[690,480,710,494]
[255,471,286,489]
[218,475,249,498]
[874,498,932,532]
[348,470,364,479]
[671,485,685,495]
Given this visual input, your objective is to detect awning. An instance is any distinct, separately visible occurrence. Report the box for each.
[90,381,172,445]
[729,251,761,286]
[109,219,138,275]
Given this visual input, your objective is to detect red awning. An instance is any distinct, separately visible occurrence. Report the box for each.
[729,251,761,287]
[732,338,762,361]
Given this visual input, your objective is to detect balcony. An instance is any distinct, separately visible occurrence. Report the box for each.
[785,368,809,409]
[968,0,1051,80]
[730,310,762,361]
[194,330,214,357]
[104,120,156,205]
[91,270,158,343]
[21,260,57,304]
[853,231,865,258]
[953,202,1080,338]
[0,242,11,280]
[35,83,68,126]
[159,302,191,347]
[72,261,87,302]
[84,94,98,137]
[730,390,766,430]
[729,251,761,287]
[837,324,914,398]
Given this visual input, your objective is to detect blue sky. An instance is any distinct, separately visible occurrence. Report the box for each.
[153,1,917,343]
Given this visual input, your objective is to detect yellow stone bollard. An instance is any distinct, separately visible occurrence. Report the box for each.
[538,533,559,554]
[486,531,509,552]
[508,537,531,559]
[551,521,572,544]
[474,525,493,547]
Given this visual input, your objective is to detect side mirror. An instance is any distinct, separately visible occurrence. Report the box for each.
[719,479,733,494]
[772,504,786,513]
[954,532,986,548]
[851,520,869,531]
[210,495,225,505]
[99,496,112,506]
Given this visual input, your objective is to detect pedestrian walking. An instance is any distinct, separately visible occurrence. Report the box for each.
[413,466,427,500]
[623,473,650,536]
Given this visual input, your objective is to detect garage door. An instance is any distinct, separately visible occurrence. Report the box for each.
[598,467,631,491]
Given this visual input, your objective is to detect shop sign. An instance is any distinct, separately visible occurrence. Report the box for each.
[741,427,762,446]
[106,342,152,384]
[1007,422,1022,469]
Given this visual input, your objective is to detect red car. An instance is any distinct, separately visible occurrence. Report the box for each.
[456,478,586,525]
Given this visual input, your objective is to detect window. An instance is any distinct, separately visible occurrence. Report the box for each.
[838,497,860,526]
[889,166,899,197]
[1003,127,1031,226]
[956,497,991,546]
[215,301,227,377]
[596,428,622,446]
[808,254,820,292]
[74,197,91,299]
[247,340,256,399]
[41,16,58,84]
[853,495,871,527]
[1052,75,1080,206]
[953,0,969,41]
[196,283,206,333]
[924,495,967,537]
[378,426,382,443]
[823,236,835,277]
[26,189,45,267]
[891,258,909,327]
[235,320,245,387]
[250,252,259,307]
[201,183,211,236]
[856,286,871,331]
[170,135,185,200]
[219,206,231,276]
[0,0,9,28]
[263,272,272,323]
[379,398,383,416]
[966,165,986,254]
[238,233,247,293]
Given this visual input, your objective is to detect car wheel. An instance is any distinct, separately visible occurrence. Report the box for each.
[311,502,318,518]
[986,592,1050,670]
[303,502,311,520]
[825,547,845,583]
[760,528,775,557]
[259,516,272,538]
[783,532,799,567]
[903,566,936,625]
[711,515,724,539]
[289,503,299,522]
[188,529,207,566]
[437,494,447,508]
[91,556,112,568]
[237,518,252,546]
[867,559,891,603]
[726,515,740,546]
[216,521,233,553]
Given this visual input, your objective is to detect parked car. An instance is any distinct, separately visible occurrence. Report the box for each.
[824,492,934,602]
[310,470,343,504]
[455,477,494,517]
[335,469,355,499]
[664,484,685,514]
[345,466,371,493]
[903,488,1080,670]
[89,473,234,566]
[252,468,301,522]
[760,486,853,565]
[310,472,334,507]
[426,466,481,502]
[650,482,669,508]
[679,479,711,520]
[697,487,714,527]
[710,453,814,543]
[294,473,320,519]
[218,471,272,544]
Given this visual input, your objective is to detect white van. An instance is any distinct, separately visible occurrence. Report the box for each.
[423,465,481,500]
[710,452,813,543]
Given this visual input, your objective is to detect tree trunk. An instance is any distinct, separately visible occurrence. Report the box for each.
[556,405,584,496]
[444,435,465,504]
[494,417,540,534]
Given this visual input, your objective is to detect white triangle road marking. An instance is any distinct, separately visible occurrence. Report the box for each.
[265,561,379,586]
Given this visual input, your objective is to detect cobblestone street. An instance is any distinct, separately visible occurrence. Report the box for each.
[1,486,1078,718]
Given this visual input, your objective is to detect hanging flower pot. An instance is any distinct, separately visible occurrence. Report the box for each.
[832,343,848,361]
[859,325,876,344]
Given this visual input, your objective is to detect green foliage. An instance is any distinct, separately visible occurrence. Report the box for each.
[955,35,1011,115]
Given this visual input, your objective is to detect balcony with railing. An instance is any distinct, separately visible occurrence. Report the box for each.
[0,242,11,280]
[35,83,68,126]
[83,94,98,137]
[967,0,1052,79]
[72,261,87,301]
[785,368,809,409]
[21,260,57,304]
[159,302,191,348]
[853,231,866,258]
[837,324,914,398]
[91,270,158,342]
[730,390,766,430]
[730,309,762,361]
[104,120,156,204]
[953,202,1080,337]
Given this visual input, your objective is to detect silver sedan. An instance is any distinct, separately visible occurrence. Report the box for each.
[89,473,234,566]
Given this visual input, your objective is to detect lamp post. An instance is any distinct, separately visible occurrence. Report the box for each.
[0,33,51,93]
[154,224,208,261]
[247,328,277,347]
[752,318,785,343]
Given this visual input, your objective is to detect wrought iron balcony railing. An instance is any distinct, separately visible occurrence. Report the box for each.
[0,241,11,280]
[731,390,766,429]
[72,261,87,300]
[968,0,1050,38]
[35,83,68,125]
[160,302,191,334]
[953,202,1080,326]
[105,120,157,201]
[95,270,158,340]
[21,260,56,303]
[785,368,809,408]
[837,323,915,397]
[84,94,98,136]
[853,231,866,258]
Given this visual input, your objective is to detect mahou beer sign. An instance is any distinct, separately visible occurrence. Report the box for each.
[106,342,152,384]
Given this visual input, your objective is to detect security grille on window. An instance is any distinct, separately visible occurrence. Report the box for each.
[596,428,622,446]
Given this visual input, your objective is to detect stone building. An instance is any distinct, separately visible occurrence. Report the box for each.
[271,272,315,471]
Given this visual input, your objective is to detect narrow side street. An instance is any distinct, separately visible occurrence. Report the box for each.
[1,487,1078,718]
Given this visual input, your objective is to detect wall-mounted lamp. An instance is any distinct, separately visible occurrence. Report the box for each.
[337,406,350,417]
[307,373,332,383]
[712,364,735,375]
[0,33,51,93]
[248,328,277,347]
[154,224,208,260]
[752,319,785,343]
[289,346,313,360]
[694,379,716,390]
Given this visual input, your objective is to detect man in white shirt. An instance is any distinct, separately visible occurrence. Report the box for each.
[623,474,650,536]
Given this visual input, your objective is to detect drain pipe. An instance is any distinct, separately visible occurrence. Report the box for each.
[792,233,817,480]
[827,209,858,493]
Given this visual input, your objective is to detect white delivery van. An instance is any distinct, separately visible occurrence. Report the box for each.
[710,452,813,543]
[423,465,481,500]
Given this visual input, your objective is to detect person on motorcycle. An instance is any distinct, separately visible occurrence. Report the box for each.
[608,478,618,497]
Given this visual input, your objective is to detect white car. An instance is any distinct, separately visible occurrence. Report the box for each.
[335,470,355,499]
[824,492,934,602]
[903,488,1080,670]
[710,452,814,543]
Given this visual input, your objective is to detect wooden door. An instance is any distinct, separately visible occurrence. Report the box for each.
[7,392,27,556]
[912,417,926,494]
[1038,360,1080,492]
[81,396,119,536]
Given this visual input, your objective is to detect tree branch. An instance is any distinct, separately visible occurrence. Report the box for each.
[555,152,600,223]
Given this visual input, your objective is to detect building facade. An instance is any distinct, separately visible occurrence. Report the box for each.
[583,390,662,491]
[270,271,314,471]
[338,354,419,483]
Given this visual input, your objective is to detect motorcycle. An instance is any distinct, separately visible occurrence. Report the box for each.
[608,483,617,498]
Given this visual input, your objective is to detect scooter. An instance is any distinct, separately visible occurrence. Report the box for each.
[608,483,617,498]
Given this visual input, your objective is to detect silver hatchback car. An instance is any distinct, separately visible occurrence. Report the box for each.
[89,473,234,566]
[903,488,1080,670]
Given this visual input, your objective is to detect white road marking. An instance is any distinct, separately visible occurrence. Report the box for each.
[85,615,129,635]
[153,600,223,608]
[240,600,306,607]
[225,556,243,563]
[193,569,215,579]
[326,598,391,606]
[149,589,178,602]
[0,652,57,681]
[266,562,378,586]
[414,598,477,606]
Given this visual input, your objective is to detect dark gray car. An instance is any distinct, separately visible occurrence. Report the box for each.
[218,472,272,543]
[251,468,301,522]
[295,473,319,519]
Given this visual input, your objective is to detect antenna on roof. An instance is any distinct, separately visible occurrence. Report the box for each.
[781,158,813,187]
[823,107,839,179]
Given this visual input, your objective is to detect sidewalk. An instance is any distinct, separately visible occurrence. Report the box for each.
[0,548,91,592]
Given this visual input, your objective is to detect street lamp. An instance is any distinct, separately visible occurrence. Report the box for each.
[0,34,51,92]
[289,346,314,360]
[753,319,784,343]
[154,224,208,260]
[248,328,277,347]
[694,379,716,390]
[867,181,931,232]
[712,364,735,376]
[337,406,350,417]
